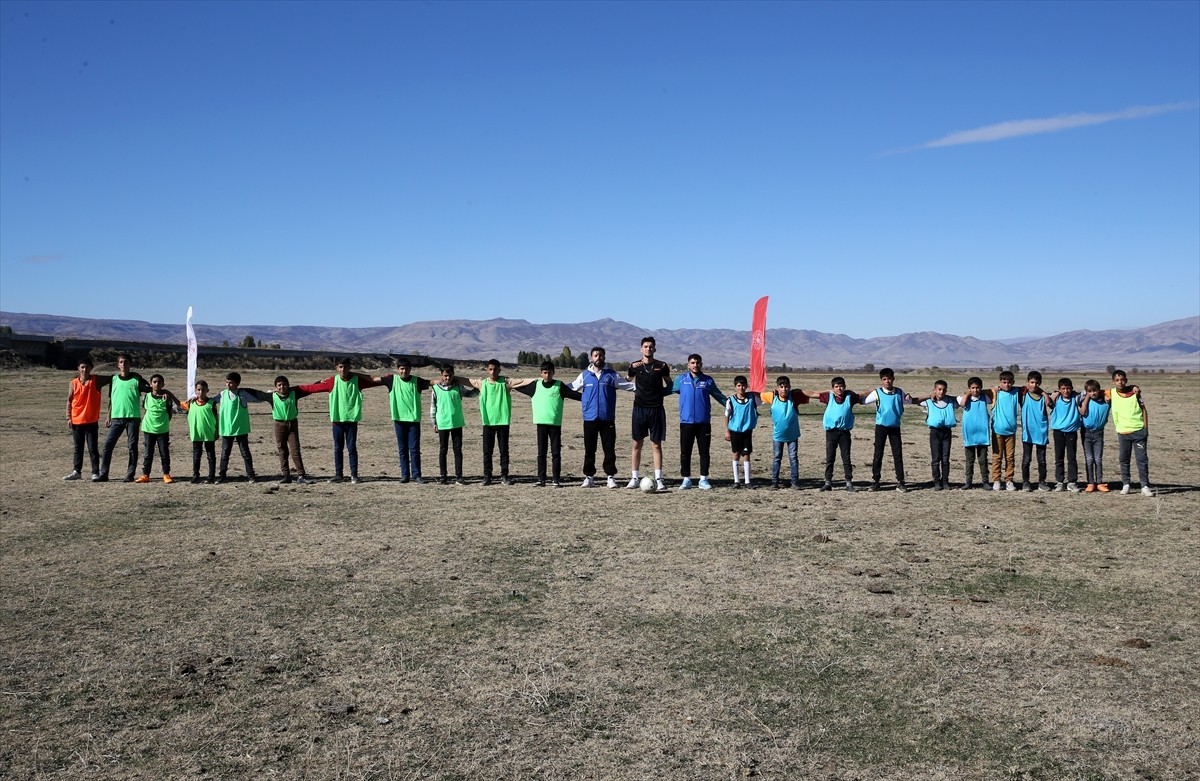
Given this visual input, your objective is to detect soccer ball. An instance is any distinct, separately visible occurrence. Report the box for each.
[639,476,656,493]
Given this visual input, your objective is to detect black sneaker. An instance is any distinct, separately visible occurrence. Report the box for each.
[439,476,450,485]
[192,475,203,484]
[868,482,880,492]
[897,484,909,493]
[482,476,493,486]
[215,476,227,484]
[328,476,344,484]
[535,479,546,487]
[553,479,563,488]
[771,481,781,490]
[502,476,515,485]
[399,476,410,484]
[454,478,467,486]
[413,476,425,484]
[123,475,136,483]
[820,481,832,492]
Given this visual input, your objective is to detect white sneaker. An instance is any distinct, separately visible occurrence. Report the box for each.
[1006,482,1017,492]
[698,477,713,490]
[581,476,595,488]
[90,473,100,482]
[1067,482,1080,492]
[1121,484,1131,495]
[62,471,81,481]
[680,477,693,490]
[1054,482,1065,492]
[844,481,856,492]
[655,478,666,492]
[606,476,618,489]
[1141,485,1154,496]
[626,477,640,489]
[992,481,1001,491]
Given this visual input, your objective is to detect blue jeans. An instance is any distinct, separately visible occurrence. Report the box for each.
[1082,428,1105,485]
[1117,428,1150,486]
[332,422,358,478]
[772,439,798,483]
[393,421,422,479]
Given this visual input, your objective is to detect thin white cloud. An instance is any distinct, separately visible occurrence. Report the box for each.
[888,102,1198,155]
[25,254,64,264]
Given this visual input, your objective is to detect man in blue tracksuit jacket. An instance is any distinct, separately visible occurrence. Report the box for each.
[671,353,728,490]
[568,346,634,488]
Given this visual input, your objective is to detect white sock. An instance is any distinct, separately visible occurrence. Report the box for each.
[732,460,740,482]
[654,469,662,480]
[631,471,640,480]
[742,462,751,482]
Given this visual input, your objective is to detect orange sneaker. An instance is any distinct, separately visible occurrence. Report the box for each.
[162,475,174,484]
[134,475,151,483]
[1084,484,1095,493]
[1097,483,1110,492]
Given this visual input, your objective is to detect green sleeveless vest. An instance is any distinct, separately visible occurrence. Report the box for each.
[433,384,465,429]
[532,381,565,426]
[389,377,422,422]
[329,376,362,423]
[218,389,250,436]
[110,375,141,419]
[188,400,217,442]
[478,379,512,426]
[142,393,171,434]
[272,391,299,421]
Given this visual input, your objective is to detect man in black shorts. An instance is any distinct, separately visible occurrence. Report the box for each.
[626,336,672,491]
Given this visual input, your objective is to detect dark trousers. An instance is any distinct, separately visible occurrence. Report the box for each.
[929,427,952,483]
[871,425,904,484]
[1082,428,1105,485]
[1117,428,1150,485]
[331,422,358,477]
[438,427,464,477]
[582,419,618,477]
[824,429,852,482]
[220,435,255,478]
[393,421,422,479]
[100,418,140,479]
[142,432,170,475]
[482,425,510,478]
[1052,429,1079,484]
[1021,442,1047,484]
[274,420,306,477]
[678,422,712,478]
[964,445,988,484]
[536,424,563,480]
[71,422,99,474]
[193,440,216,478]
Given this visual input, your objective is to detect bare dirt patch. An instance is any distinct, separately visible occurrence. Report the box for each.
[2,368,1198,780]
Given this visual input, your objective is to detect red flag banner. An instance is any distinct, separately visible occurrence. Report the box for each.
[749,296,768,393]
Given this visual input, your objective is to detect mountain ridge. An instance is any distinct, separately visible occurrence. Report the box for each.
[2,311,1197,370]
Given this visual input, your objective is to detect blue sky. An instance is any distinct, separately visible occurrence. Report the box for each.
[2,0,1197,341]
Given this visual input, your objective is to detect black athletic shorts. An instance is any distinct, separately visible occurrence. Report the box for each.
[631,406,667,443]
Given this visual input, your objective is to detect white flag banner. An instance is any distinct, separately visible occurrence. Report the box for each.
[186,306,197,400]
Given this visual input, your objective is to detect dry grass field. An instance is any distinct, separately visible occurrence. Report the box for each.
[2,365,1198,781]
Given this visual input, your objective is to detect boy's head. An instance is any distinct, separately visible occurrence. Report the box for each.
[195,379,209,397]
[335,358,352,379]
[1084,379,1102,398]
[396,358,412,377]
[77,358,94,377]
[1026,371,1042,389]
[733,375,748,395]
[830,376,846,390]
[687,354,703,374]
[440,363,455,382]
[1112,370,1129,391]
[932,379,948,397]
[486,359,502,379]
[967,377,983,394]
[879,367,895,389]
[1057,378,1074,393]
[274,375,291,394]
[999,370,1015,385]
[540,361,555,379]
[149,373,164,391]
[590,347,606,366]
[776,376,791,394]
[116,353,132,372]
[1111,369,1127,382]
[225,371,241,389]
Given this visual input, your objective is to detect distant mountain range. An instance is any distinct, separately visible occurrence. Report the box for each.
[2,311,1197,370]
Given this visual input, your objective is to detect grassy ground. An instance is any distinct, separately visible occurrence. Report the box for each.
[2,366,1198,780]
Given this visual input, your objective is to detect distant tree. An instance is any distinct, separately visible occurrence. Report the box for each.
[862,363,875,374]
[241,335,256,349]
[222,340,230,348]
[1007,363,1020,374]
[0,325,12,336]
[994,366,1004,373]
[1131,367,1139,374]
[1105,364,1117,376]
[1158,368,1165,374]
[269,343,281,350]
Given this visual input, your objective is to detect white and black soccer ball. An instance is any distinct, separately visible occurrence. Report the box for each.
[639,476,656,493]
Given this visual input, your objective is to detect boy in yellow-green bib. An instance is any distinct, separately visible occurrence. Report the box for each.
[134,374,186,484]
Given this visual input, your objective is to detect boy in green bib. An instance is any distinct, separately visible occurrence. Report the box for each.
[98,353,151,482]
[135,374,185,484]
[378,357,433,483]
[186,380,219,483]
[515,362,583,487]
[213,372,271,483]
[430,363,478,484]
[303,358,383,484]
[464,359,536,485]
